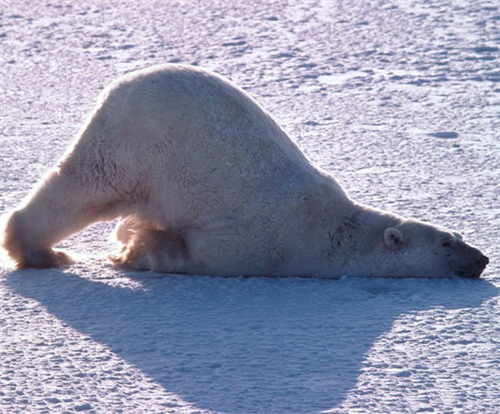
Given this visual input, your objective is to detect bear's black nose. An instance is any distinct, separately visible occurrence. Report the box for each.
[456,254,489,279]
[476,255,489,270]
[465,254,489,279]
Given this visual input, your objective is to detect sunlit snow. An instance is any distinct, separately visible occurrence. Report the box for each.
[1,0,499,413]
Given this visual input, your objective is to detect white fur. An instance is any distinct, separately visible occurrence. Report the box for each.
[2,65,488,278]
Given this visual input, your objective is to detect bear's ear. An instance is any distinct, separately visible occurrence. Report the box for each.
[384,227,404,250]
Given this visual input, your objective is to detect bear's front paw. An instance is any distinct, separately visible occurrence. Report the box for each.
[108,229,188,273]
[17,249,74,269]
[108,246,149,271]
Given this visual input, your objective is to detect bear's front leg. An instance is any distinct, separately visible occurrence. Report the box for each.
[113,215,160,244]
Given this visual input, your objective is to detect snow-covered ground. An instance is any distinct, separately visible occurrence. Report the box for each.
[1,0,499,413]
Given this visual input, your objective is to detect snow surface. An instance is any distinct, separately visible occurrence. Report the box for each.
[1,0,499,413]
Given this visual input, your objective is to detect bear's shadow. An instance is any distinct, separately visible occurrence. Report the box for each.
[6,269,498,414]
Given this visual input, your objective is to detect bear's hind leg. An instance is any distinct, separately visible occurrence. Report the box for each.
[110,228,189,274]
[2,170,128,268]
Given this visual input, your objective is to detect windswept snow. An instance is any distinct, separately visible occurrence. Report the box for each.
[1,0,499,413]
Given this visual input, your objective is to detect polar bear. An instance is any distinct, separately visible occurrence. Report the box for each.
[2,65,489,278]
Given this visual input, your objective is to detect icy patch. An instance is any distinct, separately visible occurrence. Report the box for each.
[428,131,459,139]
[318,71,370,86]
[355,166,393,175]
[473,46,499,54]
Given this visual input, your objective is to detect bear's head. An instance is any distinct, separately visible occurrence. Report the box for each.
[379,219,489,279]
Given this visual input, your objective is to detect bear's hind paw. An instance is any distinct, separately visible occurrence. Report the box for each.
[17,249,74,269]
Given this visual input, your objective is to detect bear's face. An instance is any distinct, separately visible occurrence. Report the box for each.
[380,220,489,278]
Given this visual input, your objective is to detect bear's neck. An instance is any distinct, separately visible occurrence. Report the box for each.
[320,201,403,277]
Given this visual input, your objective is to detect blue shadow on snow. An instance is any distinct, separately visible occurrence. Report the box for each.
[6,270,499,414]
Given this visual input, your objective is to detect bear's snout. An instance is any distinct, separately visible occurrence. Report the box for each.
[474,254,489,275]
[455,252,489,279]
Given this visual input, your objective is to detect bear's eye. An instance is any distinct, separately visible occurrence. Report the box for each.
[442,241,451,247]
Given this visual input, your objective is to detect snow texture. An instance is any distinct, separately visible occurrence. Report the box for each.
[1,0,499,413]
